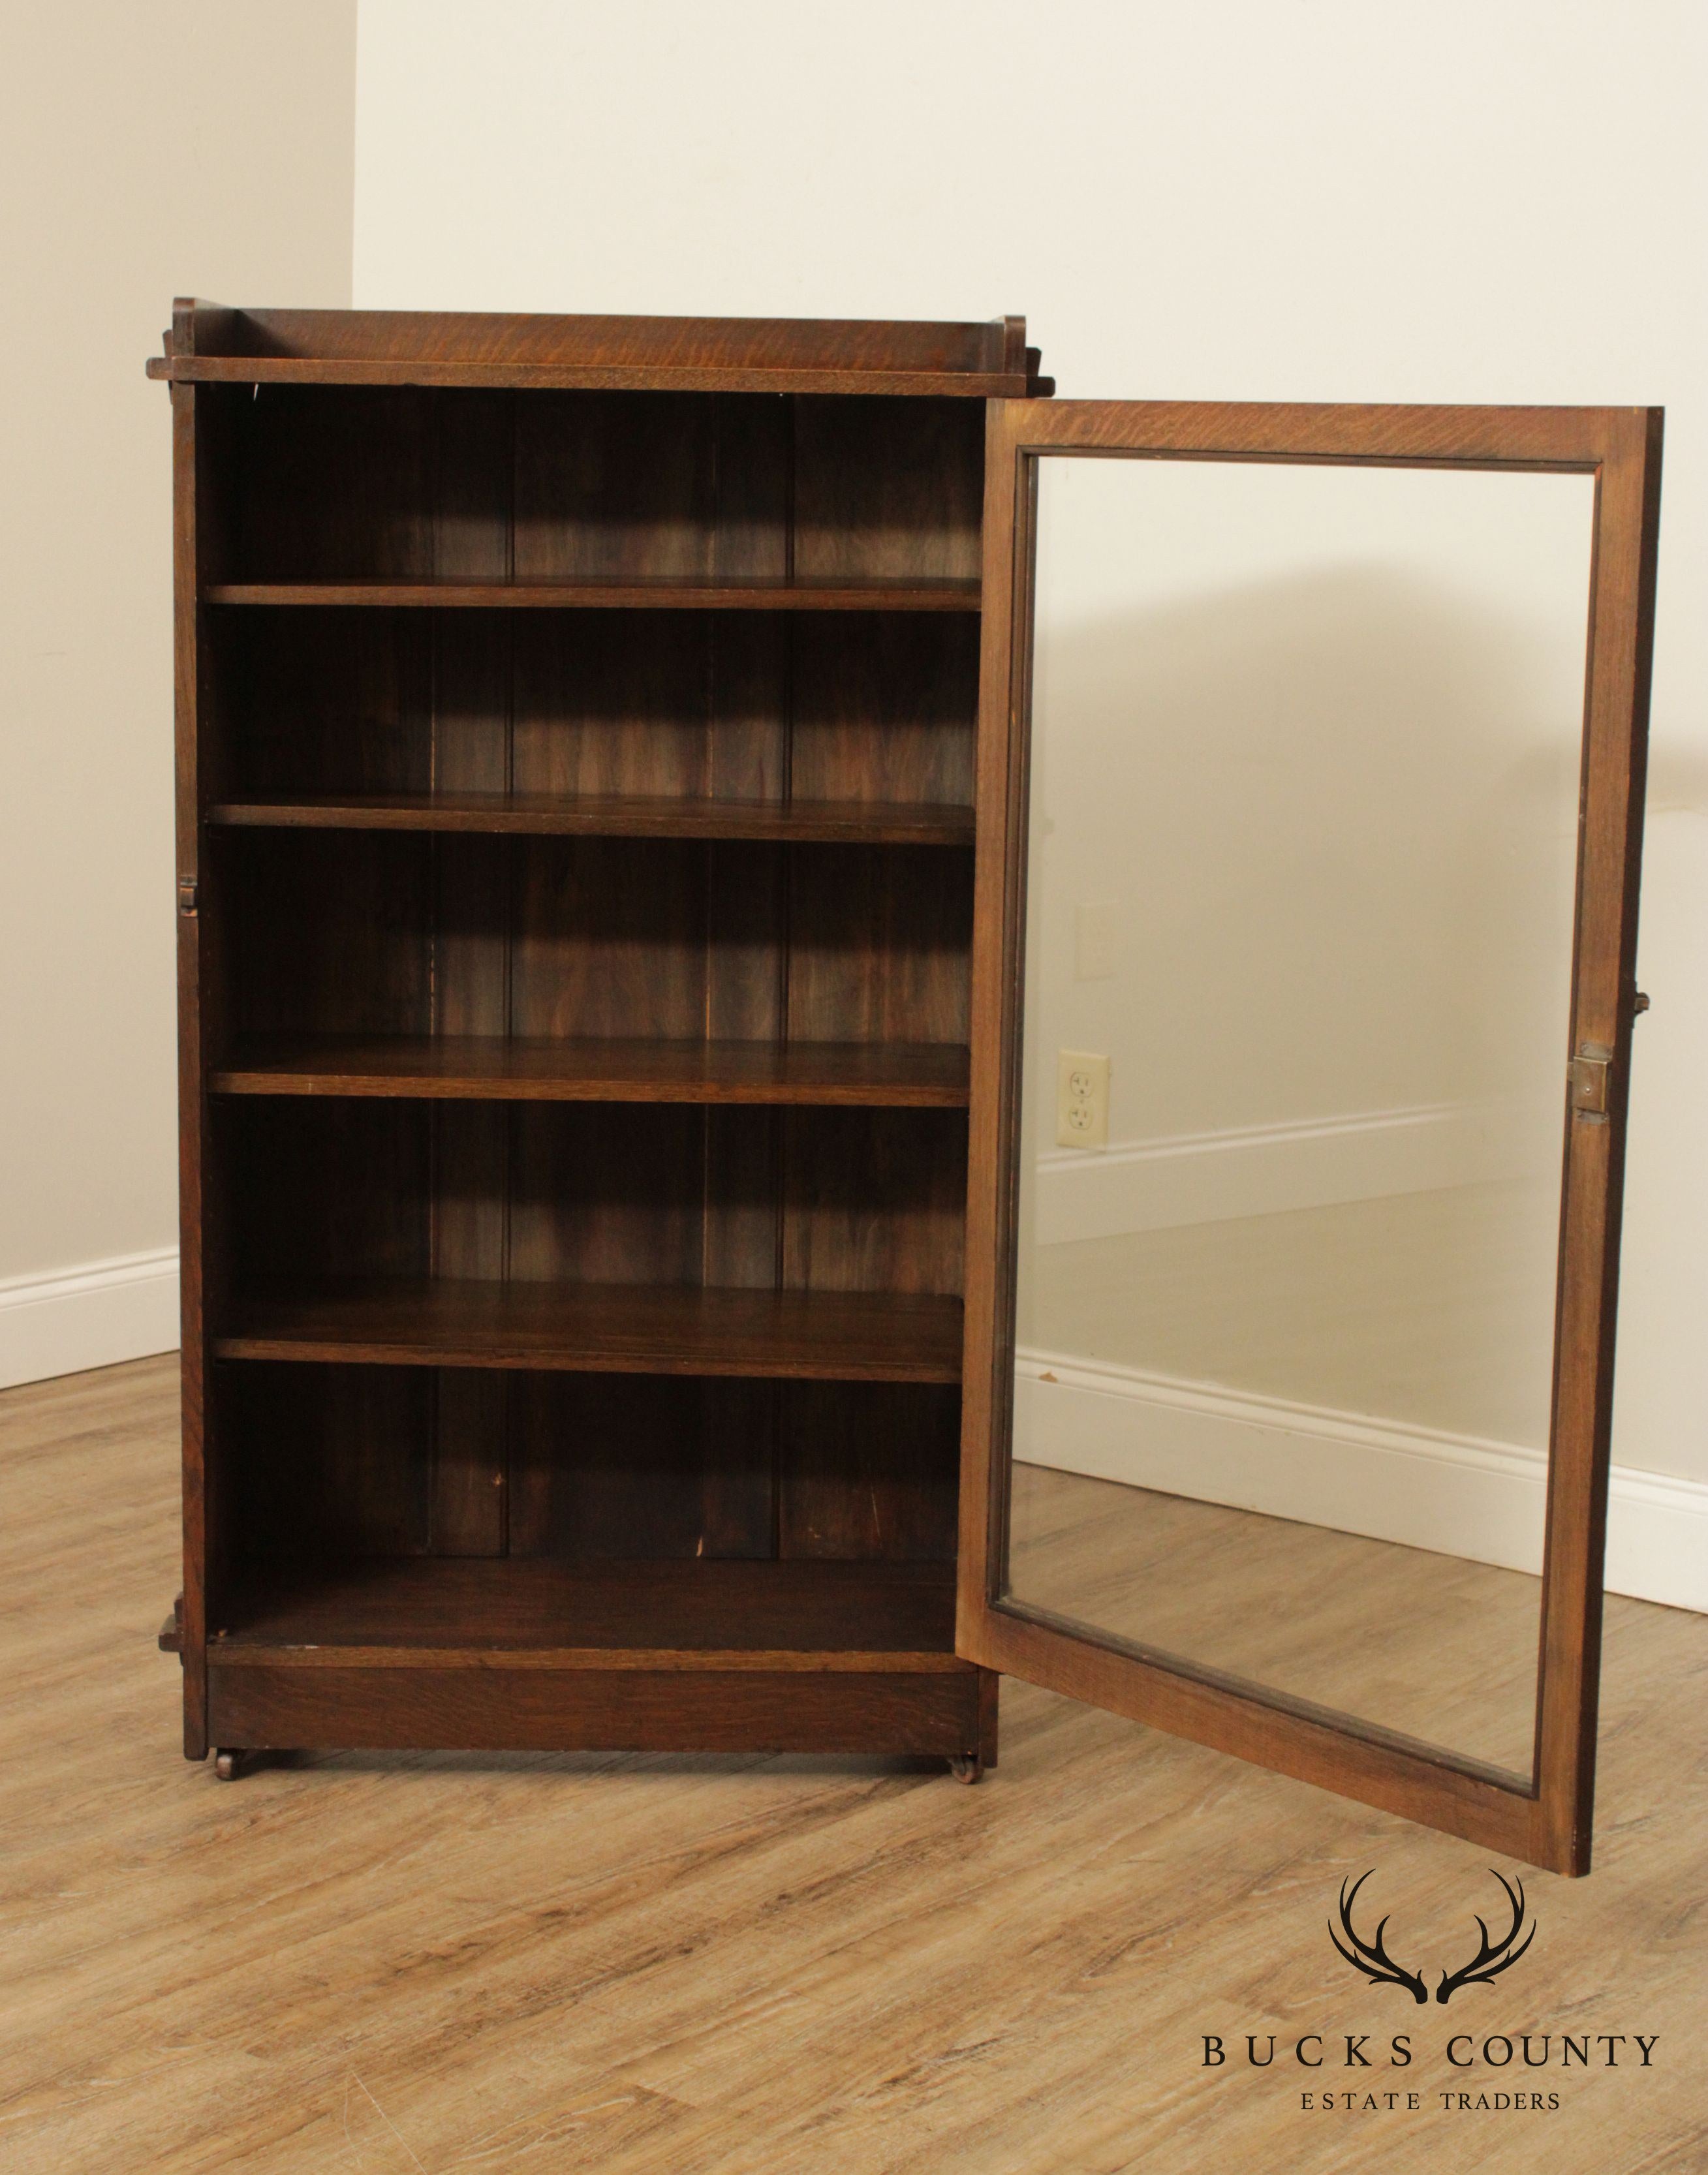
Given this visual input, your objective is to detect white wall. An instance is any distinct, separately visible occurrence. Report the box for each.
[0,3,356,1385]
[352,0,1706,1492]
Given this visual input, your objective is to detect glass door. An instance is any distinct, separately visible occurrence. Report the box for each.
[957,399,1660,1874]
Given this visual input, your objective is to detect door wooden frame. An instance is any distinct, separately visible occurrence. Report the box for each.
[955,397,1663,1874]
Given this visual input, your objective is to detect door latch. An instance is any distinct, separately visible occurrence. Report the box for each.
[1568,1043,1611,1120]
[178,876,198,918]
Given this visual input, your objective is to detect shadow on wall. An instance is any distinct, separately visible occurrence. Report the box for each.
[1015,561,1585,1443]
[1025,561,1583,1143]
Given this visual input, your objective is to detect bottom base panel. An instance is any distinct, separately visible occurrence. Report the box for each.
[206,1663,997,1761]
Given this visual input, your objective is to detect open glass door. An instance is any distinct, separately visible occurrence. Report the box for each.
[957,399,1661,1874]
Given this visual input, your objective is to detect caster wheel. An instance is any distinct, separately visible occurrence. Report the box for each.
[948,1753,984,1785]
[213,1748,251,1781]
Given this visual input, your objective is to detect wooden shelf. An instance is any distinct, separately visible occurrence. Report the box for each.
[216,1280,964,1381]
[206,792,975,844]
[148,302,1040,399]
[211,1558,965,1667]
[152,356,1033,398]
[204,577,982,612]
[213,1035,971,1106]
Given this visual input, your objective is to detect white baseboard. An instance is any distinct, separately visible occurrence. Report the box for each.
[1015,1347,1708,1615]
[0,1248,180,1391]
[1034,1095,1549,1242]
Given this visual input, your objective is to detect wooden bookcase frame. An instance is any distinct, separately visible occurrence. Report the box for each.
[155,302,1051,1782]
[153,311,1660,1871]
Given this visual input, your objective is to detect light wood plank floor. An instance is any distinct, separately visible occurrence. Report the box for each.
[1010,1463,1543,1772]
[3,1355,1704,2174]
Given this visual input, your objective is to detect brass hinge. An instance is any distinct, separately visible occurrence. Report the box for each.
[178,877,198,918]
[1568,1043,1612,1120]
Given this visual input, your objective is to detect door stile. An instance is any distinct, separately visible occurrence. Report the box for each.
[956,400,1033,1661]
[1532,407,1664,1872]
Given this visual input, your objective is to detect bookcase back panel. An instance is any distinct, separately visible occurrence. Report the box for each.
[510,614,789,801]
[234,388,510,581]
[222,1100,433,1286]
[435,839,512,1038]
[219,610,437,799]
[779,1381,959,1560]
[787,846,973,1044]
[504,1103,721,1288]
[223,830,435,1040]
[225,1363,435,1557]
[223,830,969,1053]
[789,615,978,808]
[220,389,983,585]
[781,1108,967,1297]
[509,835,704,1039]
[792,397,984,582]
[218,1363,957,1570]
[218,609,973,812]
[508,1375,777,1560]
[221,1100,964,1299]
[512,392,790,580]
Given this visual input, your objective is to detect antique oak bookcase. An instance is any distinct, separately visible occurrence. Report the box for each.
[151,303,1049,1782]
[152,304,1657,1874]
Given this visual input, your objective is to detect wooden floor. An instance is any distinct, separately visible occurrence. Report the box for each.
[1010,1464,1543,1773]
[3,1356,1705,2174]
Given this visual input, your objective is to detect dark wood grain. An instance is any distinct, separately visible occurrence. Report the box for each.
[206,578,981,609]
[783,1107,968,1297]
[217,1280,964,1381]
[996,396,1651,469]
[781,1383,961,1562]
[206,1664,984,1757]
[236,386,440,582]
[148,303,1029,399]
[223,1099,431,1289]
[431,1371,508,1558]
[512,391,788,581]
[223,1362,433,1558]
[212,1556,959,1656]
[155,358,1033,398]
[209,792,975,842]
[788,845,974,1045]
[794,399,984,584]
[507,1375,774,1561]
[212,1035,970,1105]
[171,329,210,1761]
[790,615,979,810]
[511,613,784,803]
[223,830,433,1040]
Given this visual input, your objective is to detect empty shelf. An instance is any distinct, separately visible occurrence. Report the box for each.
[207,791,974,844]
[217,1280,964,1382]
[211,1558,965,1668]
[205,576,982,611]
[213,1036,971,1106]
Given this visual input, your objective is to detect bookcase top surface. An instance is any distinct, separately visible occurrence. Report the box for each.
[148,300,1048,396]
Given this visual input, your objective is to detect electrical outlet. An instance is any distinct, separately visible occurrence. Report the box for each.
[1075,901,1122,981]
[1056,1049,1110,1149]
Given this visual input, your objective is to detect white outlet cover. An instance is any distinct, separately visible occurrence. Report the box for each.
[1055,1049,1110,1150]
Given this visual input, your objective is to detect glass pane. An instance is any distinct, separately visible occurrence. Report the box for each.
[1006,452,1595,1776]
